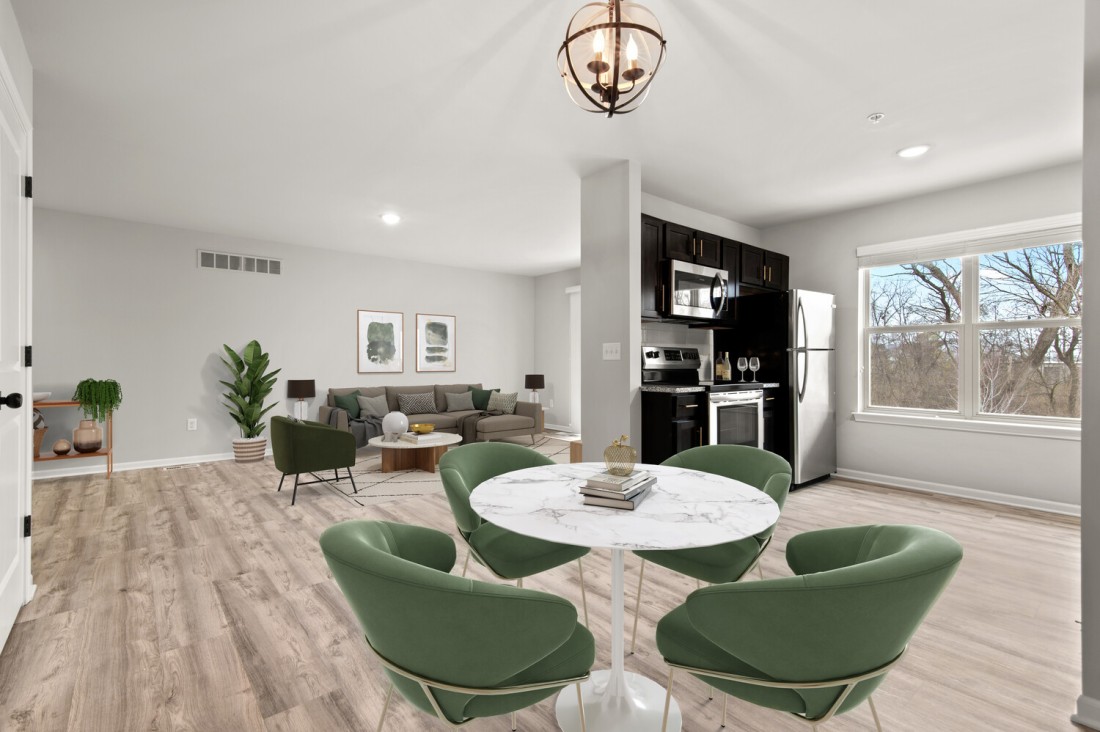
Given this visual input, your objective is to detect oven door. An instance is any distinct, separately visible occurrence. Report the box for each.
[708,391,764,448]
[669,260,728,319]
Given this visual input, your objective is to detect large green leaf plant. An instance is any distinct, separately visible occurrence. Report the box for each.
[220,340,281,438]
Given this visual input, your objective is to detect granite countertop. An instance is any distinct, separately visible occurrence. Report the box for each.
[639,385,707,394]
[703,381,781,391]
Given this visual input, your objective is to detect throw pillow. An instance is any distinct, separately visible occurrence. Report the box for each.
[357,393,389,419]
[469,387,499,410]
[332,390,361,419]
[397,391,437,415]
[445,391,475,412]
[486,391,518,415]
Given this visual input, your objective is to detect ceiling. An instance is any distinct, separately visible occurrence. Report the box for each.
[11,1,1084,276]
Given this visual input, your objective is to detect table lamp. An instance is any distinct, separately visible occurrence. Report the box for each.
[287,379,316,420]
[524,374,545,403]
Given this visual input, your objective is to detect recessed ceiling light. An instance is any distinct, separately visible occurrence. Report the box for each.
[897,144,931,159]
[380,212,401,225]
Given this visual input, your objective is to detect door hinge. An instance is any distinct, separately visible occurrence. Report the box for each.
[23,515,30,538]
[22,176,31,199]
[23,345,31,367]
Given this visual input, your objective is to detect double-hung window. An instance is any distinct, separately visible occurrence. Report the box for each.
[857,215,1082,431]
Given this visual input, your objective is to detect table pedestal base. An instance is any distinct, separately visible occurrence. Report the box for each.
[555,670,682,731]
[379,444,448,473]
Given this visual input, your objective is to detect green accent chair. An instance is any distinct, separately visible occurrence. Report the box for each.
[439,442,590,625]
[270,416,357,506]
[655,524,963,730]
[320,520,595,730]
[631,445,792,651]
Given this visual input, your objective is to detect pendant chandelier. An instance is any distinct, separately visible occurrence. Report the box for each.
[558,0,667,118]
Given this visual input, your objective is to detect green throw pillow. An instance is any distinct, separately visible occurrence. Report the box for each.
[332,390,361,419]
[469,387,499,411]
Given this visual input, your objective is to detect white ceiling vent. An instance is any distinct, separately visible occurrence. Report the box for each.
[198,250,281,275]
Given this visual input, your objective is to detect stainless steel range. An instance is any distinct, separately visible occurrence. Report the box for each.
[641,345,704,391]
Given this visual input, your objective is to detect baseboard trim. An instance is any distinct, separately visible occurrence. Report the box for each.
[1073,695,1100,730]
[834,467,1079,517]
[31,450,272,480]
[544,423,577,434]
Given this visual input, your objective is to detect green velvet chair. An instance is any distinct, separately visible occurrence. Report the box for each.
[631,445,792,651]
[655,524,963,731]
[320,519,594,730]
[270,415,357,506]
[439,442,589,625]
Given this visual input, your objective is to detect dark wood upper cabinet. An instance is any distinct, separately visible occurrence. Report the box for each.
[663,222,723,268]
[765,250,789,290]
[740,245,789,291]
[641,215,663,319]
[695,231,722,268]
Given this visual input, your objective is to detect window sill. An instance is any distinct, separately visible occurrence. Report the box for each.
[851,411,1080,441]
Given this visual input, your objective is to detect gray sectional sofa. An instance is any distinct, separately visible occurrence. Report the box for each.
[318,383,542,446]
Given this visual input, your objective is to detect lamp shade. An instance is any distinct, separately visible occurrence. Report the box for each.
[524,374,545,390]
[287,379,316,399]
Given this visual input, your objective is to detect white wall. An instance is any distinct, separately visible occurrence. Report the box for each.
[642,193,761,246]
[32,209,536,472]
[0,0,31,117]
[533,267,579,429]
[762,162,1082,511]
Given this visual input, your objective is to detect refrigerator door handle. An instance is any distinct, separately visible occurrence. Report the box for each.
[797,349,808,404]
[796,296,808,351]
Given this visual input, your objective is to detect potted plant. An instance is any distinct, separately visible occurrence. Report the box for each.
[71,378,123,453]
[220,339,280,462]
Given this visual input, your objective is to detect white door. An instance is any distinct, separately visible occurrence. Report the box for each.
[0,66,32,652]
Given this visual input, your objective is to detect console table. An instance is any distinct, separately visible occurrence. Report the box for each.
[32,400,113,477]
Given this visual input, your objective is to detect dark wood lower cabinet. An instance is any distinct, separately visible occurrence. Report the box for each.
[642,391,706,464]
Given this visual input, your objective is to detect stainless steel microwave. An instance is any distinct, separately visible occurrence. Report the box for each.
[668,260,729,320]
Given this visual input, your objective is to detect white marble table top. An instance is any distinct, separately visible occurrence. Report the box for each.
[470,462,779,551]
[367,433,462,450]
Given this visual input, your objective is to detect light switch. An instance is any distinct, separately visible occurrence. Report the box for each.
[602,342,621,360]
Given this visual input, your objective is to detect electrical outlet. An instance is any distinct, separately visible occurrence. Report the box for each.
[546,399,554,408]
[187,418,197,431]
[602,342,621,360]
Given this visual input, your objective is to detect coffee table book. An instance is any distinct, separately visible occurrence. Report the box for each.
[580,476,655,501]
[582,484,652,510]
[586,470,651,492]
[398,432,445,444]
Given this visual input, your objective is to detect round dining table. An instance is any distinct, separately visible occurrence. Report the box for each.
[470,461,779,732]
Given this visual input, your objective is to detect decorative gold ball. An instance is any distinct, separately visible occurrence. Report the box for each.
[52,439,72,455]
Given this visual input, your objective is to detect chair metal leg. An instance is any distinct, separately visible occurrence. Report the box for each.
[661,668,676,732]
[347,467,358,494]
[290,474,300,506]
[462,551,471,577]
[576,682,587,732]
[630,559,647,653]
[722,694,728,727]
[530,434,536,445]
[708,685,713,700]
[511,711,517,730]
[334,469,339,482]
[868,695,883,732]
[517,577,523,589]
[756,562,765,580]
[376,684,393,732]
[577,557,589,626]
[277,474,286,492]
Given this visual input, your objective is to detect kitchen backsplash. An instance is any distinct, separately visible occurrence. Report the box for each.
[642,322,714,380]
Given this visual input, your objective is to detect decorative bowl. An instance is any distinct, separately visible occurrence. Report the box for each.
[409,423,435,434]
[32,392,51,402]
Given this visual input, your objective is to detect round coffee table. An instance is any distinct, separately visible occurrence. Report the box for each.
[366,433,462,473]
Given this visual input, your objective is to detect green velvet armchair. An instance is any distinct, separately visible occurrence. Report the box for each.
[439,442,590,624]
[631,445,792,651]
[319,519,595,730]
[655,524,963,730]
[270,416,357,505]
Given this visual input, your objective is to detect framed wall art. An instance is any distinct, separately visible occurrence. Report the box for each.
[416,313,456,372]
[357,310,403,373]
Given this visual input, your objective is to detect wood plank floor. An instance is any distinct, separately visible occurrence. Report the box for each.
[0,443,1084,731]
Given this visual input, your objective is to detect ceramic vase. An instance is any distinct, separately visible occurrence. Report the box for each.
[73,419,103,453]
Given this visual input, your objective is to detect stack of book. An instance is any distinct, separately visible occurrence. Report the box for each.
[580,470,655,510]
[398,431,445,444]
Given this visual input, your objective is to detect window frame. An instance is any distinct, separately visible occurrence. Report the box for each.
[857,215,1082,434]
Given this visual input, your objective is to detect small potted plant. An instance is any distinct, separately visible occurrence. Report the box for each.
[71,378,123,453]
[220,339,280,462]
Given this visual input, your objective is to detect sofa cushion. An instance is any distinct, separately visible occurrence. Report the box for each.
[445,391,475,412]
[469,387,499,410]
[328,386,384,407]
[486,391,519,415]
[387,385,435,412]
[435,383,482,412]
[333,390,361,418]
[477,414,535,434]
[397,392,438,415]
[406,413,458,430]
[357,393,390,418]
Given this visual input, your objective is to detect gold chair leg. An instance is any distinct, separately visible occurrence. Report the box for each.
[722,694,728,727]
[661,668,675,732]
[462,551,470,577]
[708,685,713,700]
[756,562,764,580]
[517,577,523,589]
[696,577,702,590]
[376,684,393,732]
[576,682,587,732]
[630,559,647,653]
[869,696,883,732]
[577,558,589,626]
[511,711,517,731]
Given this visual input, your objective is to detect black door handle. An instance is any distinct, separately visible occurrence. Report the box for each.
[0,392,23,409]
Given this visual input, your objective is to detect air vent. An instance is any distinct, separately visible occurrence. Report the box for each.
[197,250,281,275]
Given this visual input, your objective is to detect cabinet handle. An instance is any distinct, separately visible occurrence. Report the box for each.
[683,404,698,409]
[661,284,666,310]
[765,265,771,282]
[692,238,697,256]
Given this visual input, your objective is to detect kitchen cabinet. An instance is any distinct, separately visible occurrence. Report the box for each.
[721,239,741,313]
[663,223,722,269]
[762,390,778,455]
[740,244,788,291]
[641,214,664,319]
[642,391,706,464]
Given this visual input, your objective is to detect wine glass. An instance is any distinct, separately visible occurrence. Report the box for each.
[749,357,760,382]
[736,357,748,382]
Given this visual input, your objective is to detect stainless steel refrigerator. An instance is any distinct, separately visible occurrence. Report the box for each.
[727,289,837,485]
